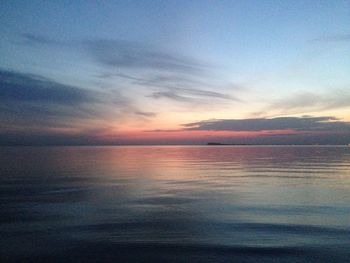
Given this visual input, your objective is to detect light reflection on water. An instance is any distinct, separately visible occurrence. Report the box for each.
[1,146,350,262]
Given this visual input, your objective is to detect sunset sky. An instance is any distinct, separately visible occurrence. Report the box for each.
[1,0,350,145]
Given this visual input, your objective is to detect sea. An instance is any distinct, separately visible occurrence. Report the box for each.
[1,146,349,262]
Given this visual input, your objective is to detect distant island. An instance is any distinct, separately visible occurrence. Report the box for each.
[207,142,250,145]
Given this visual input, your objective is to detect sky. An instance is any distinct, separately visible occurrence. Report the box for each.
[0,0,350,145]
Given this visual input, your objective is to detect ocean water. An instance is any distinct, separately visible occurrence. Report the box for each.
[1,146,349,262]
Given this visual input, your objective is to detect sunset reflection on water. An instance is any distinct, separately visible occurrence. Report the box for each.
[1,146,350,262]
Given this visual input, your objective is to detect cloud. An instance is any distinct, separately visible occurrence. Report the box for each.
[0,69,131,130]
[84,39,205,73]
[149,91,192,102]
[141,116,350,145]
[173,87,237,100]
[181,116,350,132]
[21,34,205,73]
[19,34,243,104]
[264,90,350,115]
[134,111,156,117]
[0,70,95,105]
[314,33,350,42]
[125,74,215,89]
[109,72,240,102]
[148,87,237,102]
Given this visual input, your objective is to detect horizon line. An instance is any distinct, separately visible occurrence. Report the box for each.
[1,143,349,147]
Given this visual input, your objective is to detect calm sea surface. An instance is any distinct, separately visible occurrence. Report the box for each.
[1,146,350,262]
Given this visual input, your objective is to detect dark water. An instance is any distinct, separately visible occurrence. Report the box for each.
[1,146,349,262]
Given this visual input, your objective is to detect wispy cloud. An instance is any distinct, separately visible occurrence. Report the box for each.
[148,87,237,102]
[19,33,243,105]
[123,74,215,89]
[21,33,206,73]
[134,111,157,117]
[107,72,241,102]
[148,91,192,102]
[174,87,237,100]
[181,116,350,132]
[262,90,350,115]
[84,39,205,74]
